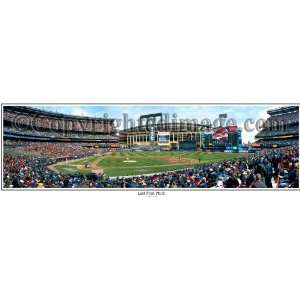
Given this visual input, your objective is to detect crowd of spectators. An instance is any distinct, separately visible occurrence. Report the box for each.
[267,111,299,126]
[256,126,299,138]
[4,126,118,140]
[3,142,106,188]
[6,141,103,157]
[3,143,299,189]
[256,139,299,147]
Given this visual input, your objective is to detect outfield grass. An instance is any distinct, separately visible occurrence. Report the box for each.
[53,151,247,177]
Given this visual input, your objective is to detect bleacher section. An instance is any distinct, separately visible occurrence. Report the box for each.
[3,106,119,145]
[255,106,299,147]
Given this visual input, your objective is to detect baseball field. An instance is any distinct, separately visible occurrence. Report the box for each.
[51,151,247,177]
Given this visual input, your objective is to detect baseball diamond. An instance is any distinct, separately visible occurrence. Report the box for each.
[50,151,247,177]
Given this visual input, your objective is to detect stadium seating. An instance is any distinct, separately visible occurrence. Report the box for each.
[3,106,118,143]
[255,106,299,147]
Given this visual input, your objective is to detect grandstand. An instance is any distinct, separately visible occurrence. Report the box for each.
[255,106,299,147]
[3,106,118,144]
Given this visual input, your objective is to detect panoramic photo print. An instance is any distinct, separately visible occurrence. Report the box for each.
[2,104,299,189]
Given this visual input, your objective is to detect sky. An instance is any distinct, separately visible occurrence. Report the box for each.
[34,104,279,143]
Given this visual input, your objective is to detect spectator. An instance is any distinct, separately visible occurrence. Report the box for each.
[252,173,267,188]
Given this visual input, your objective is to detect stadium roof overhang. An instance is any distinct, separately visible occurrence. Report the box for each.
[4,106,115,122]
[267,106,299,116]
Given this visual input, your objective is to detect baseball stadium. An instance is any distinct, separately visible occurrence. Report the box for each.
[2,105,299,189]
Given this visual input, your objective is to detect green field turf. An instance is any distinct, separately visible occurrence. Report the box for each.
[53,151,247,177]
